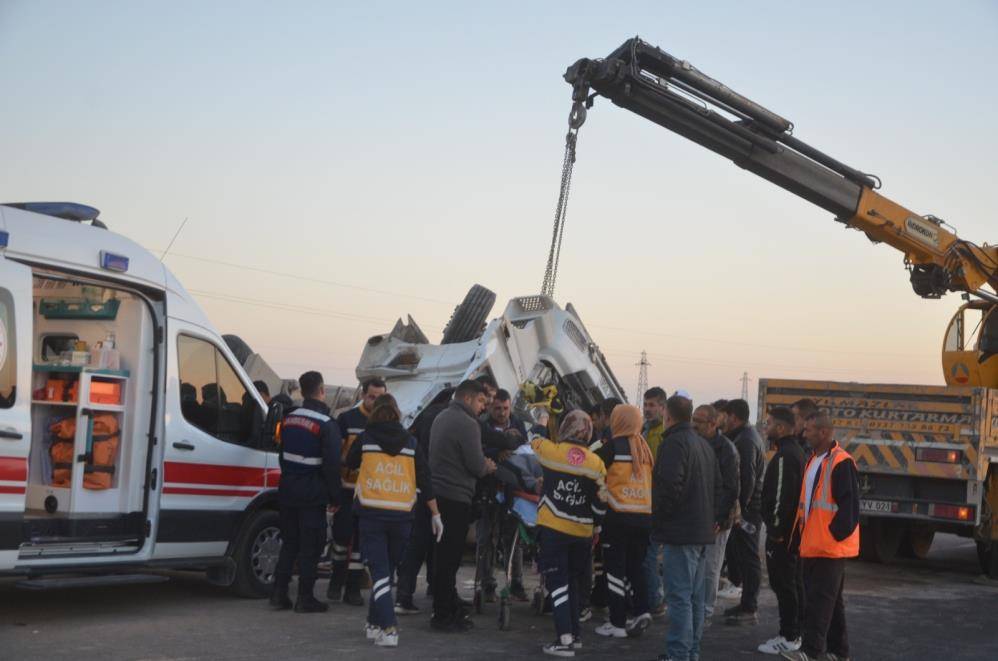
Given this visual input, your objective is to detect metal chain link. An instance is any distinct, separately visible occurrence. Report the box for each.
[541,101,586,298]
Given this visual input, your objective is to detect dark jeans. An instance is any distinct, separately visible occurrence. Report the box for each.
[765,538,803,640]
[591,541,608,608]
[538,527,590,639]
[330,493,363,590]
[603,522,650,627]
[432,497,473,621]
[276,505,327,587]
[360,517,412,629]
[801,557,849,658]
[396,499,435,602]
[729,522,762,611]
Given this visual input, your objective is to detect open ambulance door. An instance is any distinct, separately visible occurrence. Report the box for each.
[0,257,32,570]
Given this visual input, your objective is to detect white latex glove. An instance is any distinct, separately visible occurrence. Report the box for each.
[432,514,444,543]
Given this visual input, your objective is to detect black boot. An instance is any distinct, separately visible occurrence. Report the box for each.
[326,580,343,602]
[343,584,365,607]
[269,576,292,610]
[295,580,329,613]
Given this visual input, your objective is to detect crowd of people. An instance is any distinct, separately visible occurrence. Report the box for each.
[267,371,860,661]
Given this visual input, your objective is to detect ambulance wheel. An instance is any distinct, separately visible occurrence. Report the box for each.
[498,597,511,631]
[232,509,282,598]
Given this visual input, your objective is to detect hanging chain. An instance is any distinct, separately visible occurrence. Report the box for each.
[541,100,587,298]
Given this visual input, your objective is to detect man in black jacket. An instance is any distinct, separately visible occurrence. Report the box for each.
[693,403,740,623]
[757,407,806,655]
[395,387,455,614]
[723,398,766,625]
[652,395,724,661]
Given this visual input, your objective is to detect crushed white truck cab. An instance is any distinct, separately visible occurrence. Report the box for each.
[0,203,283,595]
[356,291,628,426]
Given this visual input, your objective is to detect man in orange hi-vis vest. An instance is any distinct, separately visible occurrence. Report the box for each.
[780,412,860,661]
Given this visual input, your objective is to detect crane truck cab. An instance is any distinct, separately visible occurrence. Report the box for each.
[0,202,283,596]
[942,301,998,388]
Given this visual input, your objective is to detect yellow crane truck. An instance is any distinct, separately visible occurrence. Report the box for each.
[561,38,998,575]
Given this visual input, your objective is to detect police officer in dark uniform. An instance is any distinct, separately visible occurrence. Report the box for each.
[270,371,342,613]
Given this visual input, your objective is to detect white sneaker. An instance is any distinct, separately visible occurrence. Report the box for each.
[717,585,743,600]
[594,621,628,638]
[365,623,382,640]
[625,612,652,637]
[758,636,801,655]
[375,628,399,648]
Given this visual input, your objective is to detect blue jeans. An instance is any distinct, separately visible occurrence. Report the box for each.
[643,540,664,608]
[663,544,708,661]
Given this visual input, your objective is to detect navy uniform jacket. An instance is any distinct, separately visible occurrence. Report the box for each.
[278,398,342,508]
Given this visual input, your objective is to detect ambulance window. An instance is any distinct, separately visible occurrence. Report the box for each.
[0,289,15,408]
[177,334,256,446]
[214,350,254,445]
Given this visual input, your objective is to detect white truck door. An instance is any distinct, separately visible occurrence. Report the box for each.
[154,322,270,559]
[0,257,32,570]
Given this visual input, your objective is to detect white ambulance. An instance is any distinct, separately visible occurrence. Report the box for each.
[0,202,284,596]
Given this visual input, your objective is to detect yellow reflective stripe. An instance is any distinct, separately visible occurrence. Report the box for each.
[606,493,652,513]
[537,455,604,480]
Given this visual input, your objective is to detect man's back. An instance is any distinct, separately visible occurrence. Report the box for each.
[732,424,766,522]
[652,422,721,546]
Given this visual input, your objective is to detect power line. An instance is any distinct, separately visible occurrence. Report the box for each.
[187,289,398,326]
[591,323,921,359]
[158,249,454,306]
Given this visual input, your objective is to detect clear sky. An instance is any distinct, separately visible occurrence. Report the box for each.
[2,1,996,412]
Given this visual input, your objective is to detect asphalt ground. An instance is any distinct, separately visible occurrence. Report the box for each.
[2,533,997,660]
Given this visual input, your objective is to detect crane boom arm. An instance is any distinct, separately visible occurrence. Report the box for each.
[565,38,998,300]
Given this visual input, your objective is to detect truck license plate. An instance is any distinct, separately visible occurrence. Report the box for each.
[860,499,896,513]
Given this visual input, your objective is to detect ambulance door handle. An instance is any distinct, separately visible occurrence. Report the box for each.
[173,441,195,451]
[0,429,23,440]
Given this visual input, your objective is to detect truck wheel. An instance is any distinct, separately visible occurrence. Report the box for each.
[231,509,282,598]
[441,285,496,345]
[898,525,935,560]
[859,519,901,564]
[976,542,998,579]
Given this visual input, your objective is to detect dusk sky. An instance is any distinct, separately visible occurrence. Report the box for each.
[2,1,996,412]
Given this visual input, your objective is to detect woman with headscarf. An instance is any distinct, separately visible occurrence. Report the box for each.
[593,403,655,639]
[531,409,607,658]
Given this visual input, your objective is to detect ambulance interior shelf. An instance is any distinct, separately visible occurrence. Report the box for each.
[26,366,129,514]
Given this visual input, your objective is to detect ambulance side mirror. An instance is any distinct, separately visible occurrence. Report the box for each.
[264,400,285,443]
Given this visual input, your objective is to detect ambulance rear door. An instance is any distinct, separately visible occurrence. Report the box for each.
[0,255,32,570]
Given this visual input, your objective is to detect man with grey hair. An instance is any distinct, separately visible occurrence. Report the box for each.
[692,403,740,625]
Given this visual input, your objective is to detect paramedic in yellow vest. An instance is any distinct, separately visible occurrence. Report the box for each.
[345,393,442,649]
[593,404,654,639]
[329,377,387,605]
[533,410,607,658]
[781,412,860,661]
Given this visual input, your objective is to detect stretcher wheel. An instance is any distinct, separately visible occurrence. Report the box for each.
[473,588,483,614]
[531,589,544,616]
[498,597,511,631]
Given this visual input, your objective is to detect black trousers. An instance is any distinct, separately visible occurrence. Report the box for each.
[729,523,762,611]
[276,504,327,588]
[396,498,435,601]
[801,557,849,658]
[432,497,473,621]
[765,538,803,640]
[602,522,650,627]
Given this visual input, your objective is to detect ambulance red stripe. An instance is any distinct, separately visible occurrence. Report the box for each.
[162,486,259,497]
[0,485,26,495]
[163,461,267,488]
[0,457,28,482]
